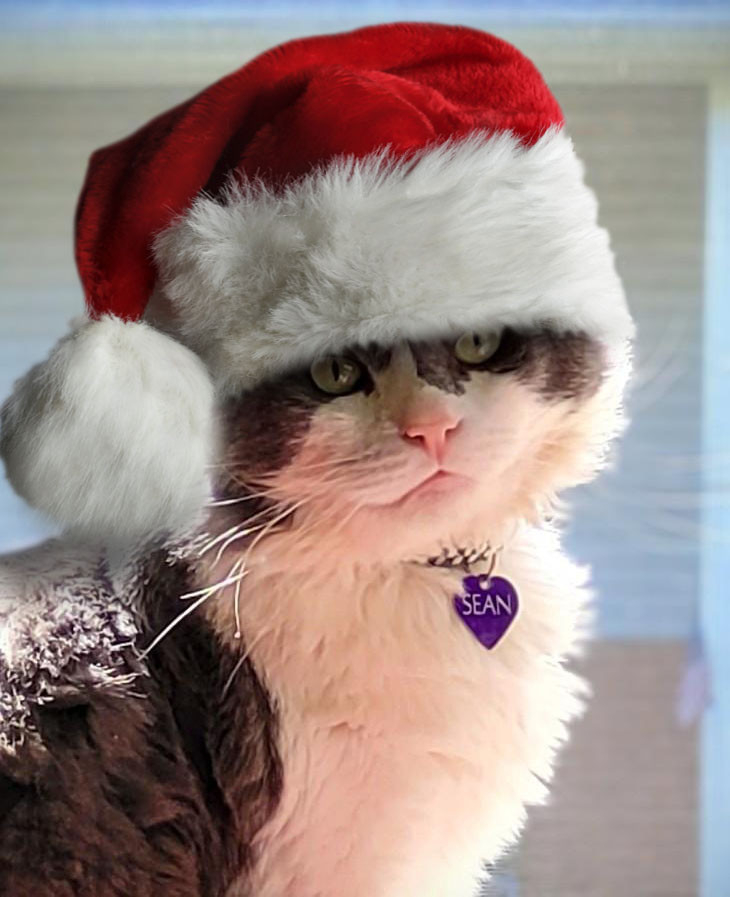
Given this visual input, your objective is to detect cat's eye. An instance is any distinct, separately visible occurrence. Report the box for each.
[310,355,363,395]
[454,330,502,365]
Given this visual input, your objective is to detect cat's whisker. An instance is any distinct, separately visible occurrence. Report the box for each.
[215,498,308,563]
[207,493,268,507]
[139,591,213,659]
[259,451,375,471]
[628,313,688,392]
[575,478,730,551]
[605,441,730,473]
[275,453,382,474]
[216,556,246,639]
[330,499,367,538]
[238,498,311,567]
[216,465,280,494]
[591,482,730,509]
[238,464,397,508]
[629,357,688,415]
[232,559,245,640]
[280,494,365,549]
[237,452,386,485]
[199,501,289,558]
[597,511,708,553]
[587,483,730,540]
[199,522,244,557]
[213,519,279,564]
[244,464,375,493]
[140,554,254,656]
[179,568,251,601]
[306,457,409,485]
[221,624,275,699]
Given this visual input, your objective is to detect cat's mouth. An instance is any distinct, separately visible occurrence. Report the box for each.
[386,469,468,507]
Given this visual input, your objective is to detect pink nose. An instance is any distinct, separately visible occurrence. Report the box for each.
[402,413,461,463]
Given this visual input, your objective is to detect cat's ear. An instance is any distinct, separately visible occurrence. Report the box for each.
[0,315,217,547]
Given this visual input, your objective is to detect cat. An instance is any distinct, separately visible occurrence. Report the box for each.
[0,323,629,896]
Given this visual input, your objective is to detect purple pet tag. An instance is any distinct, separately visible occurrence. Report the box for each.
[453,574,519,650]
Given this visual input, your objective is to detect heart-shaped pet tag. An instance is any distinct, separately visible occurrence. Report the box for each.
[453,574,519,650]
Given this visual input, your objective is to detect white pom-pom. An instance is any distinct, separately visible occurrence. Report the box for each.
[0,316,217,545]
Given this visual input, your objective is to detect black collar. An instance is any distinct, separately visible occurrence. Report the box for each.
[418,542,498,573]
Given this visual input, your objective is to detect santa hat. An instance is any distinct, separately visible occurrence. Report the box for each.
[0,22,633,545]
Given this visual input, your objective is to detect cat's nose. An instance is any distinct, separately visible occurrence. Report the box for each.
[401,413,462,463]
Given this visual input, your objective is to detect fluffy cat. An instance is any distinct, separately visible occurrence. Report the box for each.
[0,21,635,896]
[0,324,629,896]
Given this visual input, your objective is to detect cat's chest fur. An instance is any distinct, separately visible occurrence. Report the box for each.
[205,527,588,897]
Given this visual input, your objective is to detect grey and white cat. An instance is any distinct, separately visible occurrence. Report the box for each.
[0,27,634,891]
[0,320,628,896]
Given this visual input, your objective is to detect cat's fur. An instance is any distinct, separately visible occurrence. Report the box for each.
[0,327,629,895]
[0,541,280,896]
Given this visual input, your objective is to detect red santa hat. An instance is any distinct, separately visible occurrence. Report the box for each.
[0,22,633,545]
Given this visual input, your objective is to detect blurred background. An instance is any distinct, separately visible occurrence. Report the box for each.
[0,2,728,895]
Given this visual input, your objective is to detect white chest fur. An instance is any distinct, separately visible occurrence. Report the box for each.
[207,526,590,897]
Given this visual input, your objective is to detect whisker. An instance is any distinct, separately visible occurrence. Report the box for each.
[222,649,248,699]
[199,521,246,556]
[199,501,288,558]
[281,494,365,549]
[140,591,212,659]
[215,464,273,493]
[245,499,309,557]
[629,313,688,393]
[221,625,274,699]
[221,451,383,485]
[268,453,381,474]
[212,522,273,564]
[207,494,266,507]
[214,497,310,564]
[232,558,245,640]
[179,568,251,601]
[628,356,688,415]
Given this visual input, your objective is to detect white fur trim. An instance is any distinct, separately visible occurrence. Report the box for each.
[151,127,634,395]
[0,316,217,545]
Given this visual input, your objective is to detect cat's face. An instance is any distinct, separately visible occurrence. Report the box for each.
[215,327,623,564]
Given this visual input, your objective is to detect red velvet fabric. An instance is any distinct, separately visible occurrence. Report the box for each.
[74,22,564,321]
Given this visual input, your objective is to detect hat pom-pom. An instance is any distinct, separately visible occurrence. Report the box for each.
[0,316,217,546]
